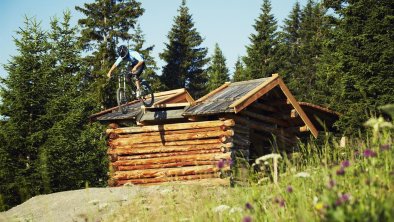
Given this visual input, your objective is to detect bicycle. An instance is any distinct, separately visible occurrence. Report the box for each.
[116,71,154,114]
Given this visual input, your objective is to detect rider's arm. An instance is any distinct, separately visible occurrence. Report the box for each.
[107,57,123,78]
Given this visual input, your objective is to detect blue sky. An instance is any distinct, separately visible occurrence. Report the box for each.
[0,0,307,78]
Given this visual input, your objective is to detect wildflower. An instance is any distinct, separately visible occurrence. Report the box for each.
[273,197,286,207]
[341,160,350,168]
[295,172,310,178]
[341,194,350,202]
[315,202,324,211]
[327,179,336,189]
[242,216,252,222]
[380,144,391,151]
[286,185,293,193]
[229,207,243,214]
[245,202,253,210]
[313,196,319,205]
[213,205,230,213]
[279,199,285,207]
[335,193,351,206]
[336,167,345,176]
[363,149,377,158]
[217,159,225,169]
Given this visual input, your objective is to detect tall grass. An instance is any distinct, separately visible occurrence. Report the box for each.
[105,116,393,222]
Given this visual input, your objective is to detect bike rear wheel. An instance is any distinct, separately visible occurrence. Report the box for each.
[138,81,154,107]
[117,87,129,114]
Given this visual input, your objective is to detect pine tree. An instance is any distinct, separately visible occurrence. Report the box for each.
[207,43,229,91]
[160,0,209,98]
[321,0,394,133]
[277,2,301,86]
[295,0,327,102]
[42,11,107,192]
[130,24,161,92]
[76,0,144,108]
[0,17,52,207]
[232,56,249,82]
[243,0,280,79]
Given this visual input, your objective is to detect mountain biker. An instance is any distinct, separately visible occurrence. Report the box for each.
[107,45,145,97]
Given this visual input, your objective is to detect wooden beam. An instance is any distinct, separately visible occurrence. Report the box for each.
[230,74,280,113]
[195,82,231,103]
[153,90,186,106]
[153,88,185,98]
[231,115,296,144]
[109,130,234,146]
[116,127,226,137]
[250,102,278,113]
[113,152,231,167]
[109,138,225,149]
[116,160,221,171]
[290,109,299,118]
[299,125,309,132]
[241,110,289,127]
[116,149,224,161]
[150,102,190,108]
[277,78,318,138]
[113,174,220,186]
[113,165,230,180]
[108,143,233,155]
[106,119,235,134]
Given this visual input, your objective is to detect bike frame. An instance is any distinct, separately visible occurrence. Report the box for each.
[118,72,127,93]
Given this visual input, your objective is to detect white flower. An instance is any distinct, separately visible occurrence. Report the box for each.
[213,205,230,213]
[313,196,319,205]
[295,172,310,178]
[229,207,243,214]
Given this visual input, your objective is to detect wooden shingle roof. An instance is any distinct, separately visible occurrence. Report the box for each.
[89,88,194,122]
[184,74,319,138]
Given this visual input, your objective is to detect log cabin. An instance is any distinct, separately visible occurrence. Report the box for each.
[90,74,340,186]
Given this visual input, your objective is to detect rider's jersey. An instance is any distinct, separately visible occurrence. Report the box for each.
[114,50,144,68]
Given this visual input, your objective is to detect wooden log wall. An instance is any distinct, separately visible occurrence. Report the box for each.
[106,119,235,186]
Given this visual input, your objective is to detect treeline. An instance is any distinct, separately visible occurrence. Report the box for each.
[0,0,393,210]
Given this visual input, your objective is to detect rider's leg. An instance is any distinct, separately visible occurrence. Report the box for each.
[135,78,141,97]
[132,64,145,98]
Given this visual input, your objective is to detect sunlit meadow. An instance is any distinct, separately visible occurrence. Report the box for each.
[105,113,393,222]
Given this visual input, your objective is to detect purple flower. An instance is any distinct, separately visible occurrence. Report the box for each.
[286,186,293,193]
[279,199,286,207]
[336,167,345,176]
[245,202,253,210]
[363,149,377,158]
[242,216,252,222]
[341,160,350,168]
[341,194,350,202]
[335,198,343,206]
[217,159,225,169]
[274,197,286,207]
[380,144,391,151]
[335,193,351,206]
[327,179,336,189]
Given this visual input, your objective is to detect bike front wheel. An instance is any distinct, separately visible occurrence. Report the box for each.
[117,87,129,114]
[138,81,154,107]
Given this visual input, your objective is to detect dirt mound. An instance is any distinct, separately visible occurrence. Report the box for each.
[0,186,159,222]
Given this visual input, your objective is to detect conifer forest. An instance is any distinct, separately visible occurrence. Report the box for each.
[0,1,393,221]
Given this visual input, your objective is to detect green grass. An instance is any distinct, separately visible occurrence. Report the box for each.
[105,119,393,222]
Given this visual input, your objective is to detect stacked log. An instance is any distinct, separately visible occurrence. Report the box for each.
[106,119,235,186]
